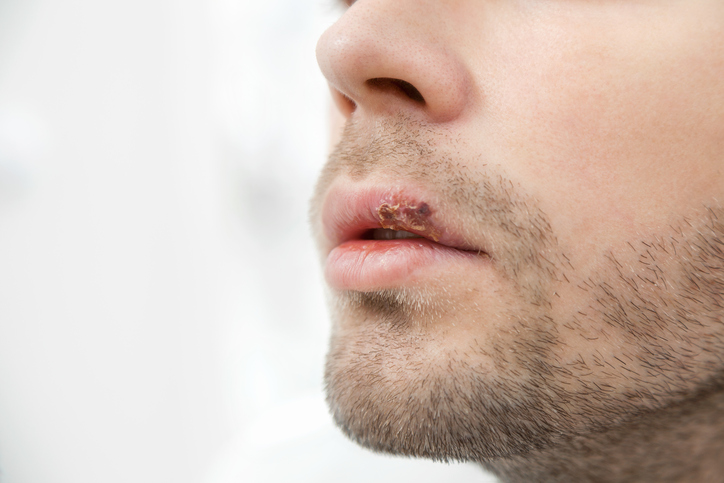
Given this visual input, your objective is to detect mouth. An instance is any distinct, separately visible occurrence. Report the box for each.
[320,183,490,291]
[364,228,429,240]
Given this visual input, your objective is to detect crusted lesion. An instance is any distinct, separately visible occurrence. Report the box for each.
[377,201,441,242]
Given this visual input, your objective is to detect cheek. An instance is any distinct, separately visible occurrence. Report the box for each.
[481,21,724,265]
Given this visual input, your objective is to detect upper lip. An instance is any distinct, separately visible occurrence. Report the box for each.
[319,181,485,255]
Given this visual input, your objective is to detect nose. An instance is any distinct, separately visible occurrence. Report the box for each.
[316,0,472,123]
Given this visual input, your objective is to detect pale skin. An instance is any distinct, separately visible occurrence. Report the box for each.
[312,1,724,481]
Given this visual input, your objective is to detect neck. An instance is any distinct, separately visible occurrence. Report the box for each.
[481,390,724,483]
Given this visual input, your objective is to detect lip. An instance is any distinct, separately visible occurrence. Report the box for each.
[320,182,489,291]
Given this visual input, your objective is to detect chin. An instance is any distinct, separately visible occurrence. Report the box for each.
[322,287,572,462]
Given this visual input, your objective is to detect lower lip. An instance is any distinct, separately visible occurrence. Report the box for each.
[325,238,480,291]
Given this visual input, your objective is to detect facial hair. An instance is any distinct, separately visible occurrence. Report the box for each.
[311,115,724,469]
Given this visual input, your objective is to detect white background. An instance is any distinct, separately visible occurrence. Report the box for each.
[0,0,495,481]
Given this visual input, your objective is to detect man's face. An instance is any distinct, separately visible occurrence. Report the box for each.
[311,0,724,462]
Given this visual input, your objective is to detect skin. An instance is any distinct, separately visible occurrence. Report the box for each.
[311,0,724,481]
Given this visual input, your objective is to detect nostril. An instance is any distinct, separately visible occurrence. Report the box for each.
[331,88,358,116]
[366,78,426,104]
[341,93,357,113]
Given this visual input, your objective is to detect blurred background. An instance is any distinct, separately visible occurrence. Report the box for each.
[0,0,493,481]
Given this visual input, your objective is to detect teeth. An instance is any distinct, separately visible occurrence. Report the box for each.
[371,228,422,240]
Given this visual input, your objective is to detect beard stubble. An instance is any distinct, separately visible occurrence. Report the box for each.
[313,116,724,467]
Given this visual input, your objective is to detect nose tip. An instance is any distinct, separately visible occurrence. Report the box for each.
[316,2,472,123]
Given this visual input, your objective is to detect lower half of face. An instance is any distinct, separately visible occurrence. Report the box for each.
[320,155,724,462]
[315,0,724,464]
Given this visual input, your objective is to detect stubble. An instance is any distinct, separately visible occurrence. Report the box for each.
[312,116,724,472]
